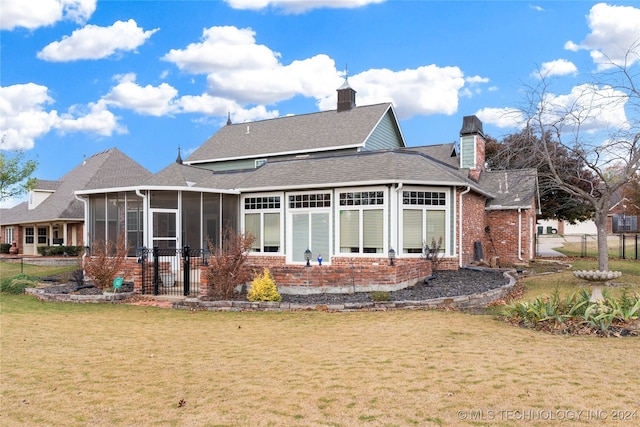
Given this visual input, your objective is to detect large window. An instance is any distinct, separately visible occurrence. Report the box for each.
[402,190,447,254]
[243,195,282,253]
[338,190,385,254]
[289,192,331,263]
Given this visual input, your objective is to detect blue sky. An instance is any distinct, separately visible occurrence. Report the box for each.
[2,0,640,208]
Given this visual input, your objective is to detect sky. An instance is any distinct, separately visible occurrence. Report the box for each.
[2,0,640,208]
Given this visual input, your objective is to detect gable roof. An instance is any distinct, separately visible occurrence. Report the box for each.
[1,148,151,225]
[405,143,460,168]
[185,103,401,165]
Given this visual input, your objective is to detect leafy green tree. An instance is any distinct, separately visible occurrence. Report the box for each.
[0,140,38,201]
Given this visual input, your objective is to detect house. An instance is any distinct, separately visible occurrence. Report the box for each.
[72,81,538,295]
[0,148,151,255]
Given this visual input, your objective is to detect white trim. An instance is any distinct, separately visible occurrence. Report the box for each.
[398,186,451,257]
[286,190,333,265]
[241,192,285,256]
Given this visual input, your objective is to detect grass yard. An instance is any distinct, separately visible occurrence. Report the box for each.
[1,295,639,426]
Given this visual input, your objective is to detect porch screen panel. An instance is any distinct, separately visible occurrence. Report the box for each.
[263,213,280,252]
[403,210,423,253]
[182,192,201,249]
[245,213,261,251]
[292,213,309,262]
[91,196,106,243]
[203,194,220,249]
[363,209,383,253]
[340,210,359,253]
[311,213,330,260]
[426,210,446,251]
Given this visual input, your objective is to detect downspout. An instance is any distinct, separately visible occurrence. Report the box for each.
[458,186,471,267]
[518,208,523,261]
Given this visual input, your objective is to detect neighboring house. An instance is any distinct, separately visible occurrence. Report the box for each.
[74,81,539,294]
[0,148,151,255]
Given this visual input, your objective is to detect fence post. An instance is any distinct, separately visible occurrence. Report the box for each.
[621,234,626,259]
[636,234,638,260]
[581,234,587,258]
[140,247,147,295]
[153,246,159,296]
[183,245,190,296]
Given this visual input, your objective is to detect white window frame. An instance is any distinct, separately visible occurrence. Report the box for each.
[5,227,14,245]
[400,187,450,257]
[335,186,388,257]
[286,191,332,264]
[241,192,284,255]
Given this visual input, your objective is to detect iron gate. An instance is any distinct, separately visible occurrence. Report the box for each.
[139,246,208,296]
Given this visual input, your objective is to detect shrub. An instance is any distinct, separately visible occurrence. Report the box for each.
[203,227,255,300]
[36,246,83,256]
[0,274,39,294]
[83,236,128,290]
[501,288,640,336]
[247,268,281,302]
[0,243,10,254]
[370,291,390,302]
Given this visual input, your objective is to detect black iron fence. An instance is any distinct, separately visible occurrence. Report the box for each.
[535,234,640,260]
[139,246,208,297]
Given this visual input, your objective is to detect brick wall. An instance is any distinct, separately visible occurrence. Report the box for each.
[484,204,535,265]
[199,255,432,296]
[458,191,487,266]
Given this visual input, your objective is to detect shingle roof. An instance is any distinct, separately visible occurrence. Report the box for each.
[405,143,460,168]
[185,103,395,164]
[1,148,151,225]
[231,150,488,193]
[480,169,538,209]
[143,162,249,191]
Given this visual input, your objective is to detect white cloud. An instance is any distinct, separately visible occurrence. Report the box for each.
[0,83,123,150]
[479,84,629,134]
[534,59,578,79]
[0,0,96,30]
[37,19,159,62]
[224,0,384,13]
[476,107,523,129]
[529,5,544,13]
[318,65,467,120]
[542,83,629,132]
[163,26,281,74]
[103,74,179,116]
[565,3,640,70]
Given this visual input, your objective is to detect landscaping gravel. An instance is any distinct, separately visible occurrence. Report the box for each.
[38,268,510,303]
[281,268,510,304]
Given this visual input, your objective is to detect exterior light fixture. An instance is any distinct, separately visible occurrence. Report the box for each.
[388,248,396,266]
[304,248,312,267]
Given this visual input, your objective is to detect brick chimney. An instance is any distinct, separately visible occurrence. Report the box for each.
[337,79,356,112]
[459,115,485,181]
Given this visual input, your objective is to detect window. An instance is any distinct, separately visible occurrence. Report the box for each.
[244,195,281,253]
[255,159,267,168]
[37,227,47,244]
[25,227,34,244]
[338,190,385,254]
[5,227,14,245]
[402,190,447,254]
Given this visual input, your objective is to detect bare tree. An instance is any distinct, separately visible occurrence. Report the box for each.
[520,43,640,272]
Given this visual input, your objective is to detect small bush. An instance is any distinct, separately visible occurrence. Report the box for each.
[203,227,255,300]
[83,236,128,290]
[0,274,39,294]
[247,268,281,302]
[36,246,83,256]
[370,291,390,302]
[0,243,11,254]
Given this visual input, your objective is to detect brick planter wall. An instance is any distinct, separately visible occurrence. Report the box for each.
[199,255,432,296]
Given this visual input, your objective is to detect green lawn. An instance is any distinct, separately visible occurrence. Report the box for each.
[1,261,639,426]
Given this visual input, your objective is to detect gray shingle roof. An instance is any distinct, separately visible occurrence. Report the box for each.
[185,103,395,164]
[1,148,151,225]
[231,150,487,192]
[480,168,538,209]
[405,143,460,168]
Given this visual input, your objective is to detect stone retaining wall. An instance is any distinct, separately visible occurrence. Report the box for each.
[24,271,516,312]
